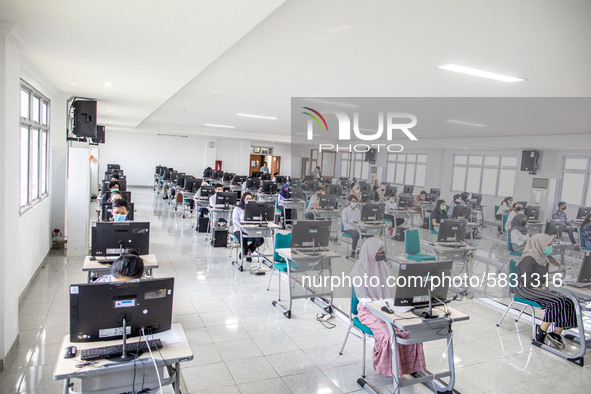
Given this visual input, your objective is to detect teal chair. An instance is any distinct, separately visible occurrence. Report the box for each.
[578,226,591,252]
[338,287,373,378]
[429,212,438,235]
[340,222,353,254]
[507,232,523,257]
[496,214,509,246]
[405,229,436,261]
[267,233,295,299]
[496,260,542,339]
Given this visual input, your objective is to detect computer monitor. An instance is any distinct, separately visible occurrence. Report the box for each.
[386,186,398,197]
[359,182,370,193]
[425,193,438,202]
[470,193,483,206]
[69,277,174,343]
[203,168,213,178]
[233,175,247,184]
[187,178,202,192]
[360,190,372,203]
[326,184,342,196]
[577,206,591,219]
[102,179,127,192]
[103,191,132,203]
[545,219,565,237]
[429,188,441,197]
[101,202,135,221]
[163,168,173,180]
[361,203,385,222]
[275,175,287,184]
[307,180,320,191]
[339,178,351,189]
[452,204,472,219]
[212,170,224,180]
[244,201,275,222]
[290,187,305,200]
[304,175,314,181]
[291,178,303,188]
[246,178,261,190]
[107,164,120,170]
[290,220,331,249]
[437,219,466,243]
[222,173,235,182]
[403,185,414,194]
[91,222,150,257]
[576,254,591,284]
[261,173,271,181]
[393,260,454,317]
[260,181,278,194]
[214,192,237,208]
[155,165,165,175]
[517,201,528,209]
[199,185,215,198]
[183,177,194,190]
[318,195,338,209]
[176,174,188,187]
[251,171,263,178]
[398,194,414,208]
[524,205,540,221]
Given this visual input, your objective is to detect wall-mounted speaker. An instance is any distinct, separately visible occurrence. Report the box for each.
[93,125,105,144]
[521,150,539,174]
[72,100,97,138]
[365,148,376,164]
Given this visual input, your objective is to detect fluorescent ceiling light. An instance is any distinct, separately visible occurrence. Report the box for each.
[104,82,114,87]
[237,113,278,120]
[204,123,235,129]
[447,119,488,127]
[302,98,359,108]
[436,64,524,83]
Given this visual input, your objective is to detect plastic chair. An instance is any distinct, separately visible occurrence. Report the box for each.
[496,260,542,338]
[507,232,523,257]
[496,214,509,246]
[267,233,294,299]
[405,229,436,261]
[340,222,353,254]
[429,212,438,235]
[578,226,591,252]
[338,287,373,378]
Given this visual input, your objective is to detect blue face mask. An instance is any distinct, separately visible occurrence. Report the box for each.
[351,202,358,208]
[112,213,127,222]
[543,246,553,255]
[111,188,119,192]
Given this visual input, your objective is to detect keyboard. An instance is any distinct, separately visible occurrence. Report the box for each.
[437,242,467,248]
[80,339,163,361]
[566,282,591,288]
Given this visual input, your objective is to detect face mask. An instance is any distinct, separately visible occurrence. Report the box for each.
[508,201,513,206]
[543,246,553,255]
[375,251,386,261]
[440,205,446,210]
[420,196,425,200]
[111,188,119,192]
[515,207,521,212]
[351,202,358,208]
[112,213,127,222]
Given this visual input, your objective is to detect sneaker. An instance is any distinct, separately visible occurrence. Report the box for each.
[246,257,252,262]
[535,324,547,343]
[547,332,565,349]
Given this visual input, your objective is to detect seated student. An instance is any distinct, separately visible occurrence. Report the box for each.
[342,195,362,258]
[101,181,121,204]
[209,183,225,207]
[580,214,591,248]
[372,179,380,191]
[385,193,397,213]
[349,185,362,202]
[551,202,577,246]
[271,172,280,182]
[112,199,130,222]
[515,233,576,348]
[375,184,387,202]
[460,192,470,204]
[496,196,513,232]
[277,183,292,227]
[507,202,522,225]
[94,254,149,283]
[447,194,462,219]
[109,173,120,182]
[350,238,426,377]
[232,192,264,262]
[509,214,529,253]
[305,187,324,219]
[431,199,447,232]
[414,190,427,204]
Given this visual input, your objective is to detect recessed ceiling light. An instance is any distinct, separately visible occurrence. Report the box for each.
[447,119,488,127]
[436,64,524,83]
[104,82,114,87]
[237,113,278,120]
[204,123,235,129]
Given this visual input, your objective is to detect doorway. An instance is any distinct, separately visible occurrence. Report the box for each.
[301,157,309,178]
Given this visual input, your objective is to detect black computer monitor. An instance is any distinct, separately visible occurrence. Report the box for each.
[318,195,338,209]
[470,193,483,205]
[107,164,120,170]
[398,194,414,208]
[437,219,466,243]
[251,171,263,179]
[425,193,438,202]
[386,186,398,197]
[260,181,278,194]
[393,260,454,317]
[577,206,591,219]
[361,203,385,222]
[103,191,132,203]
[211,170,223,180]
[307,180,320,191]
[290,220,331,249]
[176,174,188,187]
[222,172,235,182]
[517,201,528,209]
[102,179,127,192]
[576,254,591,284]
[69,277,174,343]
[188,178,203,192]
[91,222,150,257]
[545,220,565,237]
[155,165,165,175]
[403,185,414,194]
[261,173,271,181]
[429,188,441,197]
[214,192,237,208]
[291,178,303,188]
[275,175,287,184]
[183,177,195,190]
[163,168,173,180]
[199,185,215,198]
[233,175,247,184]
[452,204,472,219]
[325,184,341,196]
[525,206,540,221]
[339,178,351,189]
[244,201,275,222]
[101,202,135,221]
[360,190,372,203]
[359,182,370,193]
[290,187,305,200]
[246,178,261,190]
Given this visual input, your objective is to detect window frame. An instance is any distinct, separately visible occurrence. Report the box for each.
[451,153,516,197]
[386,152,427,187]
[558,155,591,207]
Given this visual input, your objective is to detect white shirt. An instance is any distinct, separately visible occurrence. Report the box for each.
[307,193,320,212]
[233,206,245,227]
[510,229,529,246]
[277,193,290,207]
[385,199,397,213]
[507,210,518,226]
[497,201,511,216]
[342,205,361,231]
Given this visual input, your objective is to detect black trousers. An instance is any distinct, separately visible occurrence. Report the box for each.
[343,229,360,250]
[234,230,264,254]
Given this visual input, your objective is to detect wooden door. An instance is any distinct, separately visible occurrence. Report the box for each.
[301,158,309,178]
[249,154,262,176]
[271,156,281,175]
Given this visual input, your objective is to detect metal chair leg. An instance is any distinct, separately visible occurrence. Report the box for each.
[362,334,367,378]
[339,325,352,355]
[266,268,275,291]
[515,305,528,322]
[496,301,515,326]
[529,305,537,338]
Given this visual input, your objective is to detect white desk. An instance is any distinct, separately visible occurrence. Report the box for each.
[82,254,158,283]
[280,200,306,228]
[424,242,476,295]
[232,222,279,271]
[352,221,389,256]
[53,323,193,394]
[361,303,469,394]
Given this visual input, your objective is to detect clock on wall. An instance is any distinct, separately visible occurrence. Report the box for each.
[208,141,216,148]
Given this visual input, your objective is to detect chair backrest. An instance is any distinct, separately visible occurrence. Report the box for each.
[405,229,421,254]
[502,214,509,233]
[351,287,360,317]
[429,212,434,231]
[507,231,513,251]
[495,205,500,218]
[509,259,518,294]
[274,232,292,263]
[579,226,587,248]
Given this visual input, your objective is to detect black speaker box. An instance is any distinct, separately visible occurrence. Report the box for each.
[72,100,97,138]
[521,150,539,172]
[197,217,210,233]
[93,125,105,143]
[365,148,376,163]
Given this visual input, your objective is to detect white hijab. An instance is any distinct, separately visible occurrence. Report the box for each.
[349,237,392,300]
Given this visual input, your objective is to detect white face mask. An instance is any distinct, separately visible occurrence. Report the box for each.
[351,202,358,208]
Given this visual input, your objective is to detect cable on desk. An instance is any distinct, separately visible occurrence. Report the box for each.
[141,327,163,394]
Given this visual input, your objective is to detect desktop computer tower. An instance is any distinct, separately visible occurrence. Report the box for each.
[197,217,209,233]
[211,229,228,247]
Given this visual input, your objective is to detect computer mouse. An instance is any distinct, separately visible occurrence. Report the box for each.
[64,346,77,358]
[381,306,394,314]
[89,256,96,261]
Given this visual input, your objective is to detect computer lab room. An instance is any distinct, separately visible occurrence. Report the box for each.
[1,1,591,393]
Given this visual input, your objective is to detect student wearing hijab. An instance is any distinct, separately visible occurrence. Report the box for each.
[277,183,292,227]
[431,199,447,232]
[580,213,591,248]
[375,184,387,202]
[232,192,264,262]
[509,213,529,253]
[514,233,576,348]
[350,238,426,377]
[447,194,463,219]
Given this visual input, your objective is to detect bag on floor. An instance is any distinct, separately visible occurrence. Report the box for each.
[394,227,406,241]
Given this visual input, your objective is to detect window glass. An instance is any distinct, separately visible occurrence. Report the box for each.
[454,155,467,165]
[466,167,480,192]
[41,131,47,194]
[20,127,29,206]
[405,164,415,185]
[501,156,518,167]
[41,102,48,125]
[452,167,466,191]
[484,156,499,166]
[481,168,498,195]
[417,154,427,163]
[468,155,483,166]
[415,164,426,187]
[31,129,39,200]
[387,163,396,183]
[498,169,516,197]
[395,163,405,184]
[32,96,40,123]
[564,158,587,170]
[21,89,30,119]
[560,172,585,206]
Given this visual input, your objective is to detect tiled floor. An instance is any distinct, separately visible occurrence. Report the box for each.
[1,187,590,393]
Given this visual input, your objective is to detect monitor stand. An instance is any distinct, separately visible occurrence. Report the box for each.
[108,315,135,362]
[411,287,440,319]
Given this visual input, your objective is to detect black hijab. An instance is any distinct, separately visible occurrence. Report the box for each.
[237,192,252,209]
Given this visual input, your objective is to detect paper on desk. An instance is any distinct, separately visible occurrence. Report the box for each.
[151,325,181,346]
[373,299,413,314]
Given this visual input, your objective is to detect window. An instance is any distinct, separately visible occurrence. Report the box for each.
[386,153,426,186]
[559,156,591,207]
[339,152,351,178]
[352,152,369,180]
[19,80,49,213]
[451,154,516,196]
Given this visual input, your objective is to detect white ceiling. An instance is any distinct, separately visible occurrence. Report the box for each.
[3,0,591,144]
